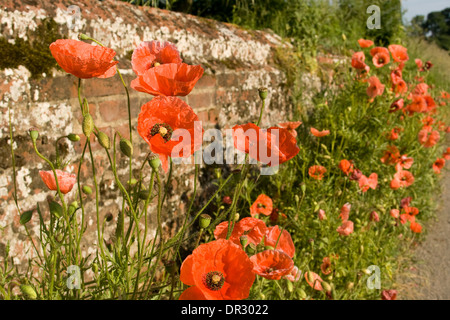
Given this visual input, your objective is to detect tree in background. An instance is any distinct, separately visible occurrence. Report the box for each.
[422,8,450,51]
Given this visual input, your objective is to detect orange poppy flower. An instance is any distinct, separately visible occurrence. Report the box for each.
[393,79,407,96]
[366,76,385,99]
[336,220,354,236]
[358,173,378,192]
[214,217,267,248]
[387,127,402,141]
[250,250,294,280]
[49,39,118,79]
[388,44,409,63]
[339,159,354,176]
[370,47,390,68]
[321,257,332,275]
[406,95,428,114]
[418,127,440,148]
[400,213,415,225]
[278,121,302,137]
[179,239,255,300]
[381,289,397,300]
[304,271,323,291]
[404,206,419,216]
[131,63,204,96]
[358,39,374,48]
[432,158,445,174]
[264,226,295,258]
[415,59,424,71]
[250,194,273,217]
[284,266,302,282]
[39,170,77,194]
[422,116,434,126]
[349,168,363,181]
[390,170,415,190]
[318,209,327,221]
[443,147,450,160]
[339,203,351,221]
[413,83,429,96]
[370,211,380,222]
[400,196,413,208]
[390,68,403,85]
[232,124,300,166]
[309,165,327,180]
[137,96,203,172]
[310,127,330,137]
[425,61,433,70]
[390,209,400,219]
[389,99,404,113]
[381,145,400,165]
[131,40,182,76]
[351,51,368,70]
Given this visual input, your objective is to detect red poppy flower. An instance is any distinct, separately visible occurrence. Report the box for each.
[349,168,363,181]
[400,213,415,225]
[284,266,302,282]
[214,217,267,248]
[404,206,419,216]
[351,51,368,70]
[358,173,378,192]
[232,124,300,166]
[304,271,323,291]
[390,170,415,190]
[381,145,400,165]
[414,83,429,96]
[49,39,118,79]
[415,59,424,71]
[424,61,433,70]
[395,155,414,171]
[339,203,351,221]
[410,221,422,233]
[339,159,354,176]
[131,40,182,76]
[432,158,445,174]
[418,127,440,148]
[336,220,354,236]
[318,209,327,221]
[137,96,203,172]
[389,99,404,113]
[179,239,255,300]
[131,63,204,96]
[393,79,407,96]
[39,170,77,194]
[370,211,380,222]
[388,45,409,63]
[264,226,295,258]
[358,39,374,48]
[422,116,434,127]
[269,208,287,223]
[443,147,450,160]
[381,289,397,300]
[370,47,390,68]
[250,194,273,217]
[401,196,413,208]
[321,257,332,275]
[309,165,327,180]
[310,127,330,137]
[390,68,403,85]
[278,121,302,137]
[250,250,294,280]
[388,127,402,141]
[366,76,385,99]
[390,209,400,219]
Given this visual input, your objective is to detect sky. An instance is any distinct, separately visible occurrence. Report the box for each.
[402,0,450,22]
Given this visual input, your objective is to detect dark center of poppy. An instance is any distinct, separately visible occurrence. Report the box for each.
[148,123,173,143]
[378,57,384,64]
[265,267,274,273]
[202,271,225,291]
[257,203,266,208]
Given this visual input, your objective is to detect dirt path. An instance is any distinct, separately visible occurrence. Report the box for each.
[398,170,450,299]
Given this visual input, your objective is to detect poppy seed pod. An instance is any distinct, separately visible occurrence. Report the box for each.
[97,131,111,149]
[199,214,211,229]
[67,133,80,142]
[258,87,268,100]
[20,284,37,300]
[82,114,94,137]
[120,138,133,157]
[240,235,248,247]
[148,154,161,170]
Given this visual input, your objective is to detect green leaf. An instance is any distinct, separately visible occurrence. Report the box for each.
[49,201,62,218]
[20,210,33,225]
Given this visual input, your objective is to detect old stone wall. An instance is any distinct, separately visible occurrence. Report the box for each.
[0,0,327,267]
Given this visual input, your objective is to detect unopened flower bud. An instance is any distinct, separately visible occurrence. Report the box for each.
[97,131,110,149]
[246,243,256,255]
[234,213,240,222]
[346,282,354,290]
[199,214,211,229]
[82,185,92,195]
[67,133,80,142]
[322,281,332,292]
[222,196,232,205]
[29,129,39,142]
[120,138,133,157]
[20,284,37,300]
[82,114,94,137]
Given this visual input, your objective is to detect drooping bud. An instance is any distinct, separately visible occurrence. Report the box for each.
[67,133,80,142]
[82,114,94,137]
[199,214,211,229]
[120,138,133,157]
[20,284,37,300]
[97,131,111,149]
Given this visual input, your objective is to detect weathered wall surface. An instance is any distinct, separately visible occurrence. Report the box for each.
[0,0,327,268]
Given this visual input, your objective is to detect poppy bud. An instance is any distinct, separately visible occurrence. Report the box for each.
[97,131,111,149]
[222,196,232,205]
[82,114,94,137]
[264,246,274,251]
[29,129,39,142]
[322,281,332,292]
[287,279,294,292]
[120,138,133,157]
[307,271,315,284]
[301,183,306,194]
[49,201,62,219]
[234,213,240,221]
[163,260,177,274]
[298,288,307,299]
[199,214,211,229]
[346,282,354,290]
[258,87,268,100]
[148,154,160,170]
[82,185,92,195]
[246,243,256,255]
[68,202,77,215]
[67,133,80,142]
[128,178,138,185]
[78,33,90,40]
[20,284,37,300]
[138,190,149,200]
[240,235,248,247]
